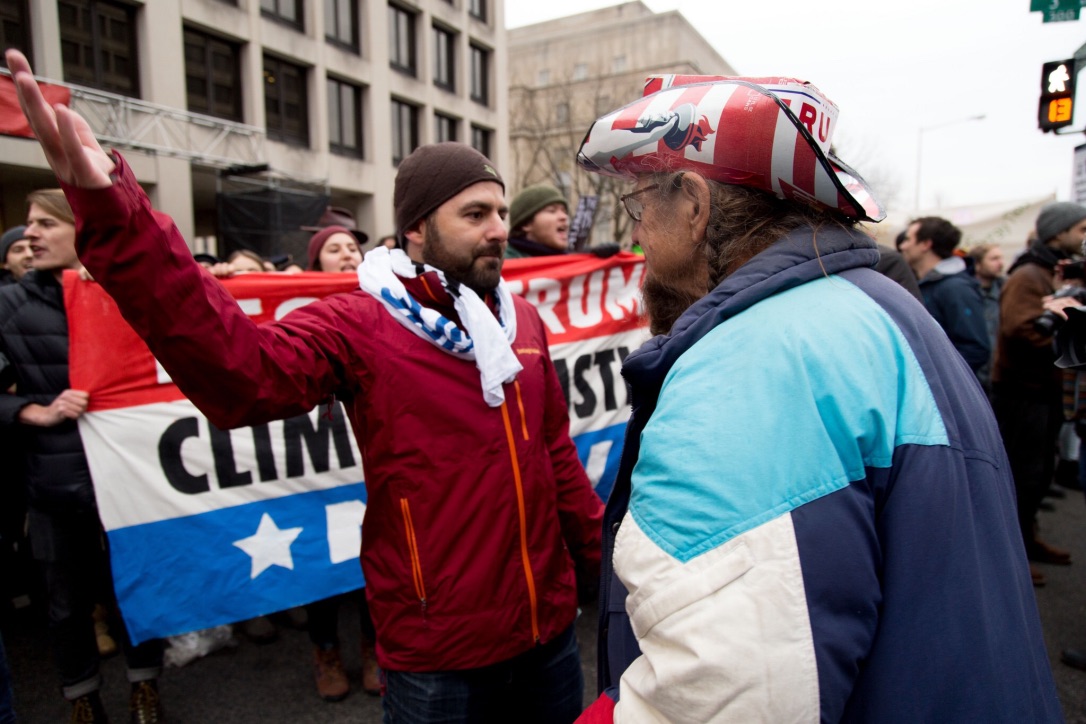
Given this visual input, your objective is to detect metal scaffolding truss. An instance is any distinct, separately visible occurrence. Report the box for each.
[68,85,266,168]
[1,69,267,168]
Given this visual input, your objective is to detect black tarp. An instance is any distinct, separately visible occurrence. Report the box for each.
[216,186,330,266]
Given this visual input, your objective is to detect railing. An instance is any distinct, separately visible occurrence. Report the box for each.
[2,69,267,168]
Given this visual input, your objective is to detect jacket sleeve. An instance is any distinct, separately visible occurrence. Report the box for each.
[64,153,364,430]
[1000,268,1054,349]
[536,311,603,603]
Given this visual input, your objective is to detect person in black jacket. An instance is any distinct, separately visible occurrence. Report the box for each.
[0,189,164,723]
[899,216,991,374]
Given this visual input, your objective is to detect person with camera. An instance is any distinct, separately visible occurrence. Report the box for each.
[993,201,1086,585]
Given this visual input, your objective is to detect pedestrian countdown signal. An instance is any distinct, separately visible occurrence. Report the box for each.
[1040,59,1076,132]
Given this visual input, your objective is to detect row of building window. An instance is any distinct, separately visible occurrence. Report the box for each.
[392,97,491,164]
[389,4,490,103]
[262,0,489,37]
[2,1,493,164]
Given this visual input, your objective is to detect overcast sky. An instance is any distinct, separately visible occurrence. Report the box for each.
[505,0,1086,217]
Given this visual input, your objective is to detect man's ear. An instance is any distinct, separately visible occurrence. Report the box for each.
[682,173,712,243]
[403,220,426,255]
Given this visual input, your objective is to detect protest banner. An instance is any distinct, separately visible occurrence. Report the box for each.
[65,253,647,642]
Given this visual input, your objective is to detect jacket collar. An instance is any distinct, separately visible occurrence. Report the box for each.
[623,223,879,395]
[18,269,64,308]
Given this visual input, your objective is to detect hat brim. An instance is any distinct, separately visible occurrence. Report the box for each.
[576,78,885,222]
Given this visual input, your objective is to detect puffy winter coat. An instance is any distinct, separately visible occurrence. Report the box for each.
[0,270,95,512]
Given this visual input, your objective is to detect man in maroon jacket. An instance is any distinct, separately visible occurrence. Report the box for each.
[7,50,603,724]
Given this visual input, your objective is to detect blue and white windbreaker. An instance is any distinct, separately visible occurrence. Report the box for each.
[597,225,1061,723]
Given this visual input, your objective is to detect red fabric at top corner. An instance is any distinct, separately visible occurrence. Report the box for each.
[0,73,70,139]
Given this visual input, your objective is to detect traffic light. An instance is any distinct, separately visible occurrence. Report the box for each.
[1039,59,1076,132]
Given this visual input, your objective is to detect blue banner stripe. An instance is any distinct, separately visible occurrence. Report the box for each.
[111,483,367,644]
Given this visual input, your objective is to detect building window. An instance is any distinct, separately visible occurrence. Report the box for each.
[572,63,588,81]
[612,55,626,73]
[470,124,490,158]
[556,102,569,124]
[327,76,363,158]
[537,69,550,87]
[435,112,457,143]
[325,0,358,51]
[388,3,416,76]
[59,0,140,97]
[264,55,309,146]
[469,43,489,106]
[468,0,486,22]
[184,29,242,122]
[0,0,32,62]
[391,99,418,165]
[433,25,455,91]
[261,0,304,30]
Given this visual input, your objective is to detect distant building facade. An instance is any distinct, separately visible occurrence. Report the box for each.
[0,0,507,252]
[508,1,734,245]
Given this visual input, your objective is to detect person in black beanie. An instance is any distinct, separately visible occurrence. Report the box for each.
[0,225,32,285]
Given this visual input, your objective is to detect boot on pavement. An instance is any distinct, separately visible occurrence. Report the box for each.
[129,680,164,724]
[70,691,109,724]
[313,646,350,702]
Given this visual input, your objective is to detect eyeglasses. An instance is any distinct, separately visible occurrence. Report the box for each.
[619,184,659,223]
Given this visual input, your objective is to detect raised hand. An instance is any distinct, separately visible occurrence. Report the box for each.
[5,49,115,188]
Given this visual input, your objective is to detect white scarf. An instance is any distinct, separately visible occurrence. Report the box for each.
[357,247,522,407]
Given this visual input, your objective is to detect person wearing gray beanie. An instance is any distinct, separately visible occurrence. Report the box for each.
[992,198,1086,590]
[1035,201,1086,244]
[0,225,31,284]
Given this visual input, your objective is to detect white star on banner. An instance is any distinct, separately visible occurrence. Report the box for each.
[233,513,303,580]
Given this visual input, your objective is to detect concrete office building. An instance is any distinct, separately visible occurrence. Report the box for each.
[508,1,734,245]
[0,0,507,252]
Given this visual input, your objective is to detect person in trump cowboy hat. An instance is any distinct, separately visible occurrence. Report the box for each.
[574,75,1060,724]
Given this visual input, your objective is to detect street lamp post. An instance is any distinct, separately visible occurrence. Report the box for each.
[914,114,987,213]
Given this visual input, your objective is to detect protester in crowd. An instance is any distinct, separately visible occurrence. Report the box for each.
[505,184,570,258]
[0,188,164,723]
[301,223,376,701]
[377,234,398,250]
[993,201,1086,586]
[8,49,603,724]
[225,249,269,274]
[969,243,1006,392]
[573,75,1058,722]
[898,216,991,373]
[306,226,363,273]
[0,225,32,285]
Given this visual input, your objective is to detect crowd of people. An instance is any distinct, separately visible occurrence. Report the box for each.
[0,45,1081,724]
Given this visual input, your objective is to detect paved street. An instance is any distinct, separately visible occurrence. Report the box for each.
[6,489,1086,723]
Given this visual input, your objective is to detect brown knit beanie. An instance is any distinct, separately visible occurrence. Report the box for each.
[394,143,504,238]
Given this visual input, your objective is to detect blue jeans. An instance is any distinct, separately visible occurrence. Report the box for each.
[382,624,583,724]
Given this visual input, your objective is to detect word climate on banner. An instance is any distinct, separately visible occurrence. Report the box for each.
[65,253,648,642]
